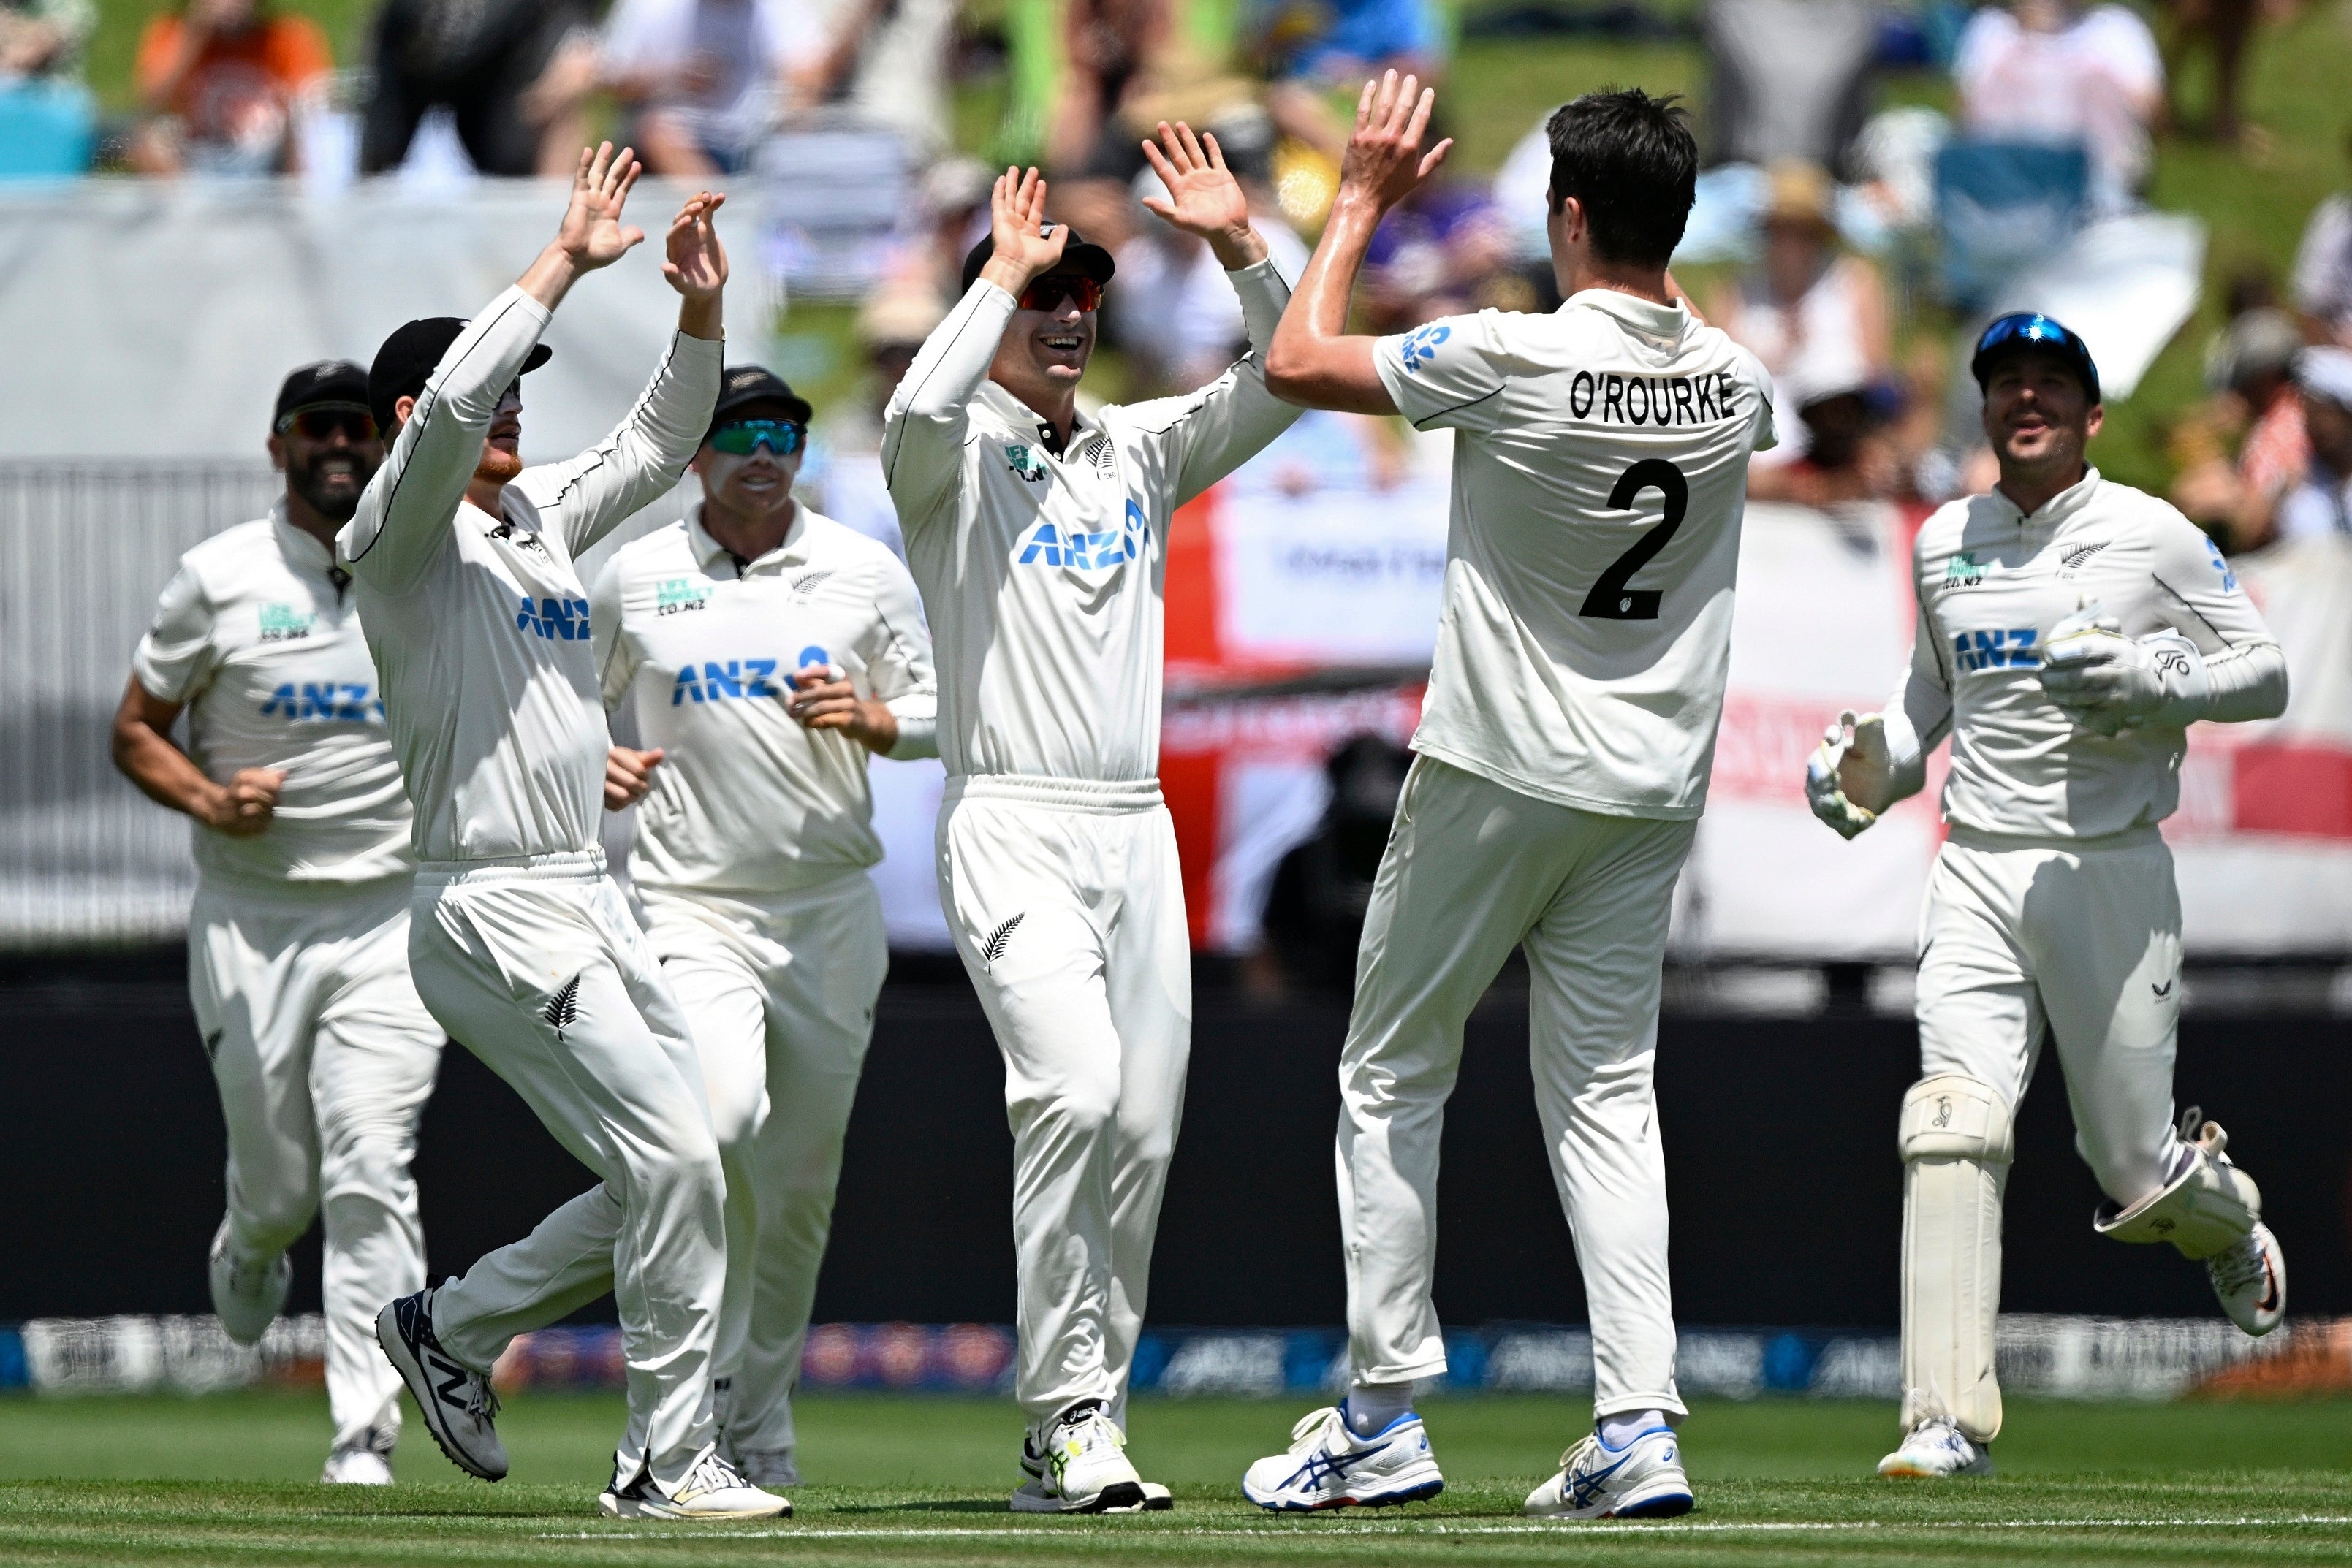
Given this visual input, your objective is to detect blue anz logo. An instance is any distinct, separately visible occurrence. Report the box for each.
[2205,537,2239,593]
[671,658,786,705]
[1017,499,1147,571]
[259,682,383,723]
[1397,323,1449,376]
[1953,628,2039,672]
[516,595,592,640]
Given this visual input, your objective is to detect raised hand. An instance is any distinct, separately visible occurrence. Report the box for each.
[1140,121,1268,270]
[1338,70,1452,217]
[661,191,729,300]
[979,167,1069,295]
[553,142,646,273]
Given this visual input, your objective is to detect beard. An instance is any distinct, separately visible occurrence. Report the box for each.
[287,452,379,522]
[474,444,526,484]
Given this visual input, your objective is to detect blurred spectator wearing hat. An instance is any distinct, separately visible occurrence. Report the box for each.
[2170,307,2308,551]
[130,0,331,175]
[2292,129,2352,349]
[1708,160,1894,477]
[0,0,91,82]
[592,0,794,175]
[358,0,591,177]
[1953,0,2164,216]
[2276,347,2352,540]
[804,283,950,560]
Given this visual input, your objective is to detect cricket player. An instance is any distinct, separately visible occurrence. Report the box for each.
[1805,313,2290,1480]
[113,362,438,1485]
[1240,80,1775,1519]
[594,364,939,1486]
[346,145,783,1521]
[883,126,1301,1511]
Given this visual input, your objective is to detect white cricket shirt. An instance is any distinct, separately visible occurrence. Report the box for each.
[132,506,413,890]
[881,261,1300,783]
[1888,468,2286,841]
[338,286,721,864]
[592,503,938,895]
[1375,289,1778,818]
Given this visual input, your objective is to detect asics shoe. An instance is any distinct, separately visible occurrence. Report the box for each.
[1525,1426,1693,1518]
[2207,1222,2286,1336]
[208,1221,289,1345]
[601,1448,791,1519]
[1877,1417,1994,1479]
[1242,1404,1445,1512]
[320,1434,395,1485]
[375,1287,508,1481]
[1009,1401,1148,1513]
[1018,1425,1169,1510]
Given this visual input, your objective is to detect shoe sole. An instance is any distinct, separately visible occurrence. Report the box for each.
[1011,1480,1147,1514]
[1525,1477,1694,1520]
[374,1304,504,1483]
[600,1496,792,1520]
[1877,1458,1994,1479]
[1245,1474,1446,1512]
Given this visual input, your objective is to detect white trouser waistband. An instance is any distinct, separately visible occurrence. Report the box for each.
[945,773,1164,814]
[413,848,607,890]
[1944,823,2164,855]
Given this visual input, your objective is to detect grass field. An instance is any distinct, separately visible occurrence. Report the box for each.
[6,1390,2352,1565]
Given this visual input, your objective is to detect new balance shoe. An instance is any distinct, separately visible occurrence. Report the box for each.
[1877,1417,1994,1479]
[1010,1401,1148,1513]
[320,1431,395,1485]
[1525,1426,1693,1518]
[2208,1222,2286,1336]
[375,1287,508,1481]
[208,1221,289,1345]
[600,1448,791,1519]
[1017,1426,1169,1511]
[1242,1404,1445,1512]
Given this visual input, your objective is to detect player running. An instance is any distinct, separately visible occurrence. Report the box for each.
[593,364,939,1487]
[114,361,440,1485]
[1805,313,2290,1480]
[346,145,783,1521]
[1240,80,1774,1519]
[883,127,1301,1511]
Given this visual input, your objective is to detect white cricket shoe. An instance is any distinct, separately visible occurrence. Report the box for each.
[1017,1423,1170,1511]
[375,1287,508,1481]
[2207,1222,2287,1336]
[322,1443,395,1485]
[1242,1404,1445,1512]
[1009,1401,1150,1513]
[1525,1426,1693,1519]
[601,1448,791,1520]
[1877,1417,1994,1479]
[208,1221,289,1346]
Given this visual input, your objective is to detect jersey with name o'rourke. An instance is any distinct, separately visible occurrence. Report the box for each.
[1375,291,1777,818]
[132,507,413,890]
[592,506,938,896]
[338,286,720,865]
[1891,469,2282,840]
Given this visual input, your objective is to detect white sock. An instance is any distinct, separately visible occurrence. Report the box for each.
[1344,1382,1414,1436]
[1597,1409,1668,1449]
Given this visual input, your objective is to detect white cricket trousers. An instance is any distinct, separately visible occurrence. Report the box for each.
[406,851,727,1491]
[1915,830,2186,1213]
[1340,756,1696,1421]
[937,775,1191,1428]
[190,875,441,1454]
[639,872,888,1460]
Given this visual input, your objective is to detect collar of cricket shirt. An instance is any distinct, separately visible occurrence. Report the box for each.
[978,380,1094,457]
[1563,286,1692,350]
[1991,465,2103,532]
[687,501,805,577]
[270,498,338,574]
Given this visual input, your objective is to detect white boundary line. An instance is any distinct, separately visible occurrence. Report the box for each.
[533,1515,2352,1540]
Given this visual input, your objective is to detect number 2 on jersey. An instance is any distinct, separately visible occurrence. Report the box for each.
[1580,459,1688,620]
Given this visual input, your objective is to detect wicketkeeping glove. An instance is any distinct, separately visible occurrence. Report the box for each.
[1806,709,1890,840]
[2038,605,2210,737]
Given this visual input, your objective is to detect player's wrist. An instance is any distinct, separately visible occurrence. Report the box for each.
[676,292,723,341]
[977,254,1040,297]
[1211,225,1268,270]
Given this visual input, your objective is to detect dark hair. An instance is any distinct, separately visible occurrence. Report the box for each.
[1544,88,1698,270]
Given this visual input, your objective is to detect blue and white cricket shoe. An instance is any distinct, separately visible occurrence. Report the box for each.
[1523,1425,1694,1519]
[1877,1417,1994,1478]
[1242,1405,1445,1512]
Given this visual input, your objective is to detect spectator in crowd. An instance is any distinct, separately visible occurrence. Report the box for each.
[1954,0,2165,214]
[1744,362,1903,506]
[785,0,959,157]
[358,0,588,176]
[594,0,794,175]
[130,0,331,175]
[2277,347,2352,539]
[0,0,92,80]
[1048,0,1171,173]
[2171,306,2307,550]
[803,282,947,560]
[1252,0,1445,164]
[1707,160,1894,473]
[2293,130,2352,347]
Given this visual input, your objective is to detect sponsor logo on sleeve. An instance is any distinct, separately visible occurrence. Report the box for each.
[1397,323,1449,376]
[2205,537,2239,593]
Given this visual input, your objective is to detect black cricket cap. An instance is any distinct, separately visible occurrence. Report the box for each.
[960,224,1117,297]
[369,318,553,430]
[709,364,813,432]
[273,360,371,430]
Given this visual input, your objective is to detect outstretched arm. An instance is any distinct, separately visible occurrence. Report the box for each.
[1264,72,1452,414]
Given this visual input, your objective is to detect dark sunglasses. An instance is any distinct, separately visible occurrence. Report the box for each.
[710,419,805,457]
[1018,274,1104,313]
[277,406,379,441]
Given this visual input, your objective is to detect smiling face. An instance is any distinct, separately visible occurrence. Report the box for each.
[986,274,1098,415]
[1981,347,2101,482]
[691,400,805,525]
[270,409,384,523]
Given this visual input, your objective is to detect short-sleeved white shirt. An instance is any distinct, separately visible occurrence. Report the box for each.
[1375,289,1776,818]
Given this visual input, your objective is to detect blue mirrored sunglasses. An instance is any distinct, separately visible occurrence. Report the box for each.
[710,419,805,457]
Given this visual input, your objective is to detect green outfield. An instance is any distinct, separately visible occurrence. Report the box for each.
[4,1390,2352,1566]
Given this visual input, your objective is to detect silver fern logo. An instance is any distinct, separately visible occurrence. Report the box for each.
[792,569,836,596]
[541,975,582,1039]
[982,913,1024,966]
